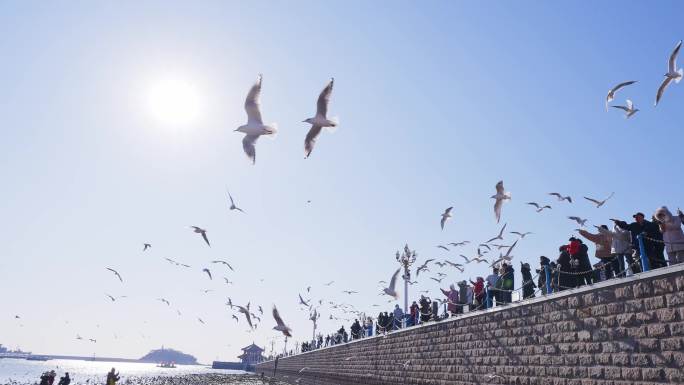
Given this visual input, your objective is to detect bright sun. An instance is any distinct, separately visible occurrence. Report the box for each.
[145,77,202,126]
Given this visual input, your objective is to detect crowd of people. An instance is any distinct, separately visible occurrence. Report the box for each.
[38,368,119,385]
[287,206,684,357]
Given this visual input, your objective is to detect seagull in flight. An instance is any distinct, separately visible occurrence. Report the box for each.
[227,190,245,213]
[416,259,434,276]
[448,241,469,247]
[548,193,572,203]
[105,294,116,302]
[430,277,444,283]
[223,277,233,285]
[655,40,683,106]
[231,315,239,322]
[342,290,358,295]
[583,192,614,208]
[324,281,334,286]
[190,226,210,247]
[298,294,310,307]
[382,268,401,299]
[491,181,511,223]
[440,207,453,230]
[197,318,205,324]
[304,78,337,158]
[88,338,97,343]
[527,202,552,212]
[158,298,170,306]
[106,267,123,282]
[143,243,151,252]
[272,305,292,337]
[202,268,212,280]
[611,100,639,118]
[436,245,450,251]
[211,260,234,271]
[605,80,637,111]
[485,223,507,243]
[434,261,447,267]
[236,74,277,164]
[236,305,254,329]
[510,231,533,238]
[568,216,588,227]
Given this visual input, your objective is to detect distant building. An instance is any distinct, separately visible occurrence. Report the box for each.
[237,343,264,365]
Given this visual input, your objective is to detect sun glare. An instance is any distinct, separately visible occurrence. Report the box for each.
[145,77,203,126]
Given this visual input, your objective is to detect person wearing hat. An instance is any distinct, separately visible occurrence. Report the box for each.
[537,256,551,294]
[568,237,592,287]
[520,262,536,299]
[614,212,667,271]
[440,284,460,316]
[469,277,485,309]
[654,206,684,265]
[578,225,614,280]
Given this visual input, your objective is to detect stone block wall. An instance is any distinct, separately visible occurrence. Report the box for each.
[255,264,684,385]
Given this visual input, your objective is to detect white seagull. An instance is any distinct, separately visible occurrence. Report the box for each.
[191,226,210,247]
[382,268,401,299]
[440,207,453,230]
[491,181,511,223]
[485,223,507,243]
[568,216,588,227]
[510,231,533,238]
[236,74,278,164]
[304,78,337,158]
[611,100,639,118]
[605,80,637,111]
[583,192,614,208]
[655,40,683,106]
[548,193,572,203]
[527,202,552,212]
[272,305,292,337]
[227,190,245,213]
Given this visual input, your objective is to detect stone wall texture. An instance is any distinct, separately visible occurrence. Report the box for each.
[255,264,684,385]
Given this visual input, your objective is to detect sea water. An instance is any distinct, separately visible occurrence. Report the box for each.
[0,359,246,384]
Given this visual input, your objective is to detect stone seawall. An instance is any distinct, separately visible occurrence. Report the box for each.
[256,264,684,385]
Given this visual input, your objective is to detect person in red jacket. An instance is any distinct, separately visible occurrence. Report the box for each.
[469,277,485,309]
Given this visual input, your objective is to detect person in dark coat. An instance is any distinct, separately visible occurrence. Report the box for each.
[569,237,592,286]
[614,213,667,270]
[498,263,514,304]
[520,262,536,299]
[556,245,574,290]
[419,296,431,323]
[350,319,361,340]
[537,256,550,294]
[58,373,70,385]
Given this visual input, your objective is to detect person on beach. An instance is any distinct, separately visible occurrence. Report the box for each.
[520,262,536,299]
[58,372,70,385]
[106,368,119,385]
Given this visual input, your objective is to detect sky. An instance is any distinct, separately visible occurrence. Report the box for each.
[0,1,683,364]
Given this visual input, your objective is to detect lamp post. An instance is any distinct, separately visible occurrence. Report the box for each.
[395,244,417,314]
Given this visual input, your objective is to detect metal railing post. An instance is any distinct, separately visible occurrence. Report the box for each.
[544,265,552,294]
[637,234,650,272]
[485,287,492,308]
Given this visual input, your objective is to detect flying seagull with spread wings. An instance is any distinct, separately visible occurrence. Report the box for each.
[191,226,210,247]
[510,231,533,238]
[236,305,254,329]
[605,80,637,111]
[158,298,170,306]
[527,202,552,212]
[440,206,453,230]
[235,74,277,164]
[227,190,245,213]
[583,192,614,208]
[548,192,572,203]
[211,260,234,271]
[491,181,511,223]
[486,223,507,243]
[655,40,683,106]
[106,267,123,282]
[382,268,401,299]
[202,268,212,280]
[304,78,337,158]
[298,294,310,307]
[611,100,639,118]
[272,305,292,337]
[568,216,588,227]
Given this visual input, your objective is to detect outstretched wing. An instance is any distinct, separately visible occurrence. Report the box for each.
[245,74,263,125]
[388,268,400,292]
[610,80,637,94]
[655,77,673,106]
[669,40,682,73]
[316,78,334,118]
[495,180,504,195]
[242,134,259,164]
[272,305,286,327]
[304,125,322,158]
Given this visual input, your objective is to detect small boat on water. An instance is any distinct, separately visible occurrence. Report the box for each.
[157,361,176,368]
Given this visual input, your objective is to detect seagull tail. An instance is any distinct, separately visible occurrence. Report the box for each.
[324,117,340,133]
[676,68,684,83]
[505,192,512,200]
[265,123,278,140]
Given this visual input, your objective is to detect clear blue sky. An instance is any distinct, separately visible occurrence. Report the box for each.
[1,1,682,363]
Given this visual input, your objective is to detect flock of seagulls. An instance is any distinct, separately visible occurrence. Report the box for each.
[606,40,682,118]
[235,75,338,164]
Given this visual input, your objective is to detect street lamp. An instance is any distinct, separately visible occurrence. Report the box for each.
[395,244,417,314]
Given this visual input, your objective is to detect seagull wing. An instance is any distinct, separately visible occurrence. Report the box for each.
[656,76,674,106]
[494,199,502,223]
[242,134,259,165]
[611,105,629,112]
[387,268,400,293]
[272,305,286,327]
[227,191,235,206]
[201,232,211,247]
[526,202,540,209]
[583,196,601,205]
[304,125,322,158]
[669,40,682,73]
[245,74,263,125]
[316,78,334,118]
[611,80,637,94]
